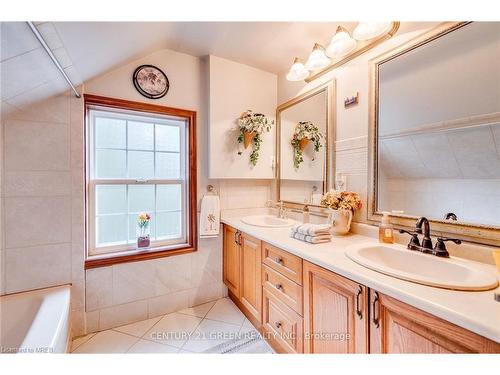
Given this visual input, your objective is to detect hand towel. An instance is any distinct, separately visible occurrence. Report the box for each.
[199,194,220,238]
[291,223,331,236]
[290,231,331,244]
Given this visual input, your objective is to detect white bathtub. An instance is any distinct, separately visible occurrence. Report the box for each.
[0,285,71,354]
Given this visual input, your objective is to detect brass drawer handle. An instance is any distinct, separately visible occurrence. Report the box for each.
[275,283,283,291]
[275,321,282,329]
[355,286,363,319]
[372,291,380,328]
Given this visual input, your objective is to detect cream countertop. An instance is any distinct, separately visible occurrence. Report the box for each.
[221,213,500,343]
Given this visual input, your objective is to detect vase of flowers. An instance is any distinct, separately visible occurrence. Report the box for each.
[137,212,151,248]
[237,110,273,166]
[291,121,323,169]
[320,190,362,235]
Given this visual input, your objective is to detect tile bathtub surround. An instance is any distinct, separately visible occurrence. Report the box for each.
[72,297,270,354]
[84,234,226,332]
[0,89,86,336]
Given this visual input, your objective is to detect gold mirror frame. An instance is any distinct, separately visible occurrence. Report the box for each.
[276,80,335,211]
[368,21,500,246]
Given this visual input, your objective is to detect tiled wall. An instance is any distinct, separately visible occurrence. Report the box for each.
[1,89,86,334]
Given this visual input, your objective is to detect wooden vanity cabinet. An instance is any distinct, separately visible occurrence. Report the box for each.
[223,225,241,298]
[369,290,500,353]
[223,225,262,325]
[239,232,262,324]
[303,261,369,353]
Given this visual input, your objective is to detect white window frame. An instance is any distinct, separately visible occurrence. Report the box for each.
[86,105,191,257]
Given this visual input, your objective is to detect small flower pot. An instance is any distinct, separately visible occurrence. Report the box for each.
[328,209,353,235]
[299,138,310,151]
[137,235,150,248]
[243,131,256,149]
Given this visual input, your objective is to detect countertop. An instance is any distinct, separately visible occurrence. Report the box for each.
[221,214,500,343]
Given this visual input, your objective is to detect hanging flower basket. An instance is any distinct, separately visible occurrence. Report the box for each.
[243,131,256,149]
[291,121,324,169]
[236,110,273,166]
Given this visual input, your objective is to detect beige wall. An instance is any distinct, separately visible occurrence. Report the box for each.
[83,48,272,333]
[277,22,440,223]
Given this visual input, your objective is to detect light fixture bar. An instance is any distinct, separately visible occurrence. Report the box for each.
[27,21,81,98]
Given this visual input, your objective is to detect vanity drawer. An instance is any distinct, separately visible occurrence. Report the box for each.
[262,288,303,354]
[262,242,303,285]
[262,264,303,315]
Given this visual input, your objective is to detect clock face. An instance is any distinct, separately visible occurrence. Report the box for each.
[133,65,169,99]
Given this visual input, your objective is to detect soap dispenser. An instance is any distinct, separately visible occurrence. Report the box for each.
[379,212,394,244]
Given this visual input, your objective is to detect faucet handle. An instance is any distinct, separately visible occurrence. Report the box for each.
[432,237,460,258]
[399,229,421,248]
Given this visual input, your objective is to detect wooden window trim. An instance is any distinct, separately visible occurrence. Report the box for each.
[83,94,197,269]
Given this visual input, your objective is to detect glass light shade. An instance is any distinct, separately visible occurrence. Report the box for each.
[304,43,330,71]
[326,26,357,57]
[286,58,309,81]
[353,22,392,41]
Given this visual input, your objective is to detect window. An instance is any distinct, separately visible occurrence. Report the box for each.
[85,95,197,268]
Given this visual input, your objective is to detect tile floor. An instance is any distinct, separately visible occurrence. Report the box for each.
[71,297,273,354]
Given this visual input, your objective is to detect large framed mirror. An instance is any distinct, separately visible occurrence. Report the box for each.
[276,81,335,208]
[368,22,500,245]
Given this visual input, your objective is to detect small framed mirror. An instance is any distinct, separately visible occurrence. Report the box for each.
[368,22,500,245]
[276,81,335,208]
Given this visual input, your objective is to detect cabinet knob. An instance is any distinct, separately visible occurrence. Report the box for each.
[275,321,282,329]
[275,257,283,264]
[275,283,283,291]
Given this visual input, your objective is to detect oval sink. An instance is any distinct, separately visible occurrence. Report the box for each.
[345,243,499,291]
[241,215,295,228]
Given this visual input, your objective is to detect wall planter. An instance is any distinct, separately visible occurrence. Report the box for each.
[237,110,274,166]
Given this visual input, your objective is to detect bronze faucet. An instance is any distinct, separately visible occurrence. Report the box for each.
[399,217,461,258]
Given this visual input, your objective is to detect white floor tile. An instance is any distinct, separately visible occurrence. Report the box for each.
[143,312,202,348]
[127,339,179,353]
[204,298,245,326]
[181,318,241,353]
[113,316,162,338]
[73,330,138,353]
[177,300,216,318]
[70,333,96,352]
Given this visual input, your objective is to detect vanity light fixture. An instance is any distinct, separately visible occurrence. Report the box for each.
[326,26,357,57]
[304,43,331,71]
[353,22,392,41]
[286,57,310,81]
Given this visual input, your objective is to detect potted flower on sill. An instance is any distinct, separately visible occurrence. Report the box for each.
[137,212,151,248]
[320,190,362,235]
[237,110,273,166]
[291,121,323,169]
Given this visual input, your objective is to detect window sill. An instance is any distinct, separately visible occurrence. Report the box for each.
[85,245,196,269]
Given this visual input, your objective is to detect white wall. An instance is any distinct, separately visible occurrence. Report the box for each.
[278,23,441,223]
[208,55,277,179]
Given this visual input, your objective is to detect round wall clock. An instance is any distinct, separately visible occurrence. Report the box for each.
[132,65,169,99]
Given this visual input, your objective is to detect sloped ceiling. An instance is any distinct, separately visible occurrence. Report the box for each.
[380,123,500,180]
[1,21,438,115]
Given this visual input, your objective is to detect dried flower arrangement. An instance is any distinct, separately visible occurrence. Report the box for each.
[291,121,323,169]
[237,110,273,166]
[320,190,362,212]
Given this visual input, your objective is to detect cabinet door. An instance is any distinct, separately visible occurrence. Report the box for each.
[240,232,262,323]
[369,291,500,353]
[223,225,241,298]
[303,261,369,353]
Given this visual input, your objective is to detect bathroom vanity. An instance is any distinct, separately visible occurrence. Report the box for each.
[222,217,500,354]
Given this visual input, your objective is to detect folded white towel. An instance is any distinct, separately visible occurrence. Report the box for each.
[199,194,220,238]
[291,223,331,236]
[290,231,331,244]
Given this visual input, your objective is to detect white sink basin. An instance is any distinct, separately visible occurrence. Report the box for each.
[241,215,295,228]
[345,243,499,291]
